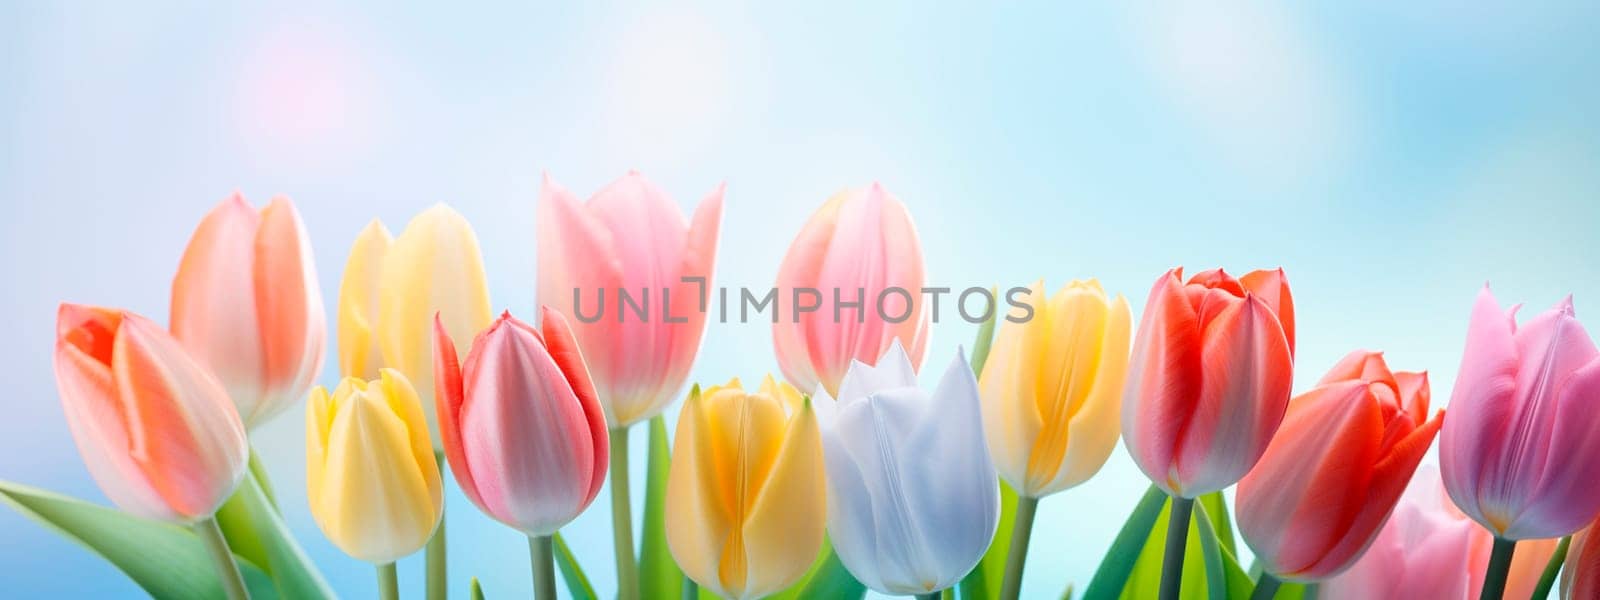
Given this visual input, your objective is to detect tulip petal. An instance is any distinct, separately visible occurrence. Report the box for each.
[1040,293,1132,496]
[250,198,326,425]
[316,379,440,563]
[1239,268,1294,354]
[1440,286,1521,532]
[739,401,825,600]
[667,387,734,598]
[539,306,610,507]
[536,177,625,416]
[1513,356,1600,538]
[979,280,1047,494]
[431,316,484,511]
[1123,270,1204,496]
[836,339,917,408]
[170,195,265,422]
[337,220,391,380]
[772,193,847,395]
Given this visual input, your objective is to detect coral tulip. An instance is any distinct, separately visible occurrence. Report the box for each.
[1122,267,1295,498]
[981,279,1132,498]
[432,308,608,536]
[1563,518,1600,600]
[814,342,999,595]
[665,377,825,600]
[1237,350,1444,582]
[53,303,248,522]
[1440,286,1600,541]
[171,194,325,428]
[306,370,442,564]
[537,172,724,427]
[772,183,928,398]
[335,205,493,447]
[1323,467,1559,600]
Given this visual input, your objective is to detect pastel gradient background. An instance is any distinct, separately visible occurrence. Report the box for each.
[4,2,1599,598]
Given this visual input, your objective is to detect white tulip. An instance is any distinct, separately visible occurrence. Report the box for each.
[813,341,1001,596]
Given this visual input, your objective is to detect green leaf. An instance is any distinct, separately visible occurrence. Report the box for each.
[248,448,279,511]
[0,480,278,600]
[554,531,597,600]
[1114,494,1253,600]
[470,576,486,600]
[1196,492,1235,557]
[959,478,1018,600]
[1533,536,1572,600]
[220,469,336,599]
[640,415,684,598]
[1081,485,1166,600]
[969,287,999,376]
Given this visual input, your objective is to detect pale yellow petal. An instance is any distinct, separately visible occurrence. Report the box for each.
[337,220,391,380]
[980,280,1046,494]
[1025,282,1110,492]
[314,383,442,564]
[737,399,826,600]
[1043,293,1132,494]
[667,387,735,598]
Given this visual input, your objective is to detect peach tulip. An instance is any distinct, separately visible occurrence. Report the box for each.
[772,183,928,398]
[1323,467,1558,600]
[1440,287,1600,540]
[1121,267,1295,498]
[1238,350,1444,581]
[171,194,326,428]
[431,308,609,536]
[537,172,723,428]
[53,303,248,522]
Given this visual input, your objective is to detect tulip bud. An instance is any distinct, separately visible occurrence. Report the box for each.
[171,194,326,427]
[981,279,1131,498]
[537,172,724,427]
[336,220,391,381]
[665,377,825,600]
[815,342,999,595]
[306,370,443,564]
[1122,267,1295,498]
[1237,351,1444,581]
[432,308,609,536]
[54,303,248,522]
[1563,518,1600,600]
[773,183,928,398]
[1440,287,1600,540]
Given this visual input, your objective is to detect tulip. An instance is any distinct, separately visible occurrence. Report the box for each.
[306,370,442,597]
[54,303,251,599]
[1120,267,1294,600]
[1563,518,1600,599]
[336,220,391,381]
[1323,467,1559,600]
[433,308,608,599]
[1237,351,1444,589]
[170,194,326,428]
[537,171,723,600]
[814,342,999,596]
[665,376,826,600]
[1439,287,1600,599]
[773,183,928,399]
[977,280,1131,599]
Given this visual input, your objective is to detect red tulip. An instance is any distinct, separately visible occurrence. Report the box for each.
[1121,267,1295,497]
[1237,350,1444,581]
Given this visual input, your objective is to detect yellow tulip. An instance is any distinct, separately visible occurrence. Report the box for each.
[665,377,826,600]
[337,220,391,381]
[306,369,443,565]
[980,279,1132,498]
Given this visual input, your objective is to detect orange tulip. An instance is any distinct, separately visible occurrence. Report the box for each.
[171,194,326,428]
[53,303,248,522]
[1237,350,1444,581]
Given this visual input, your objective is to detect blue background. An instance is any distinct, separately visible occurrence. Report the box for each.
[4,2,1599,597]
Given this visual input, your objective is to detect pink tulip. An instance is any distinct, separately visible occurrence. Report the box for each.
[1323,467,1559,600]
[1237,351,1444,581]
[171,194,326,428]
[537,172,723,428]
[53,303,248,522]
[1121,267,1295,498]
[772,183,928,397]
[1439,286,1600,540]
[432,308,609,535]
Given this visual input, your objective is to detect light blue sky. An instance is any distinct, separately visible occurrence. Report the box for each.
[3,2,1598,598]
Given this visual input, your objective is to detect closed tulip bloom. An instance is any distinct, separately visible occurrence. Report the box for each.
[53,303,248,522]
[773,183,928,398]
[981,279,1131,498]
[666,377,825,600]
[306,370,442,564]
[1440,286,1600,540]
[814,342,999,595]
[346,205,494,446]
[171,194,326,427]
[1122,267,1295,498]
[1322,467,1559,600]
[1563,518,1600,599]
[537,172,723,427]
[432,308,609,536]
[1238,351,1444,581]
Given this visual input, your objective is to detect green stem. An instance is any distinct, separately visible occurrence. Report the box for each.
[1532,536,1571,600]
[682,578,698,600]
[1250,572,1282,600]
[428,452,448,600]
[611,427,640,600]
[916,593,942,600]
[1478,537,1517,600]
[530,535,556,600]
[999,495,1040,600]
[1160,496,1195,600]
[194,515,249,600]
[377,562,399,600]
